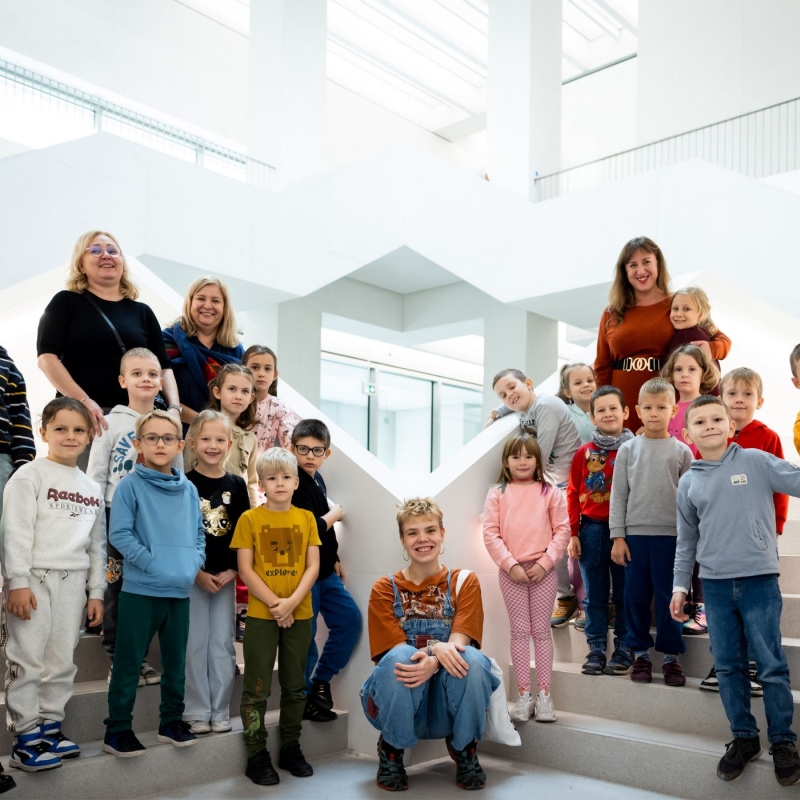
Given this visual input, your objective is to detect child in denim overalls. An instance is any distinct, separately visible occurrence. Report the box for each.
[361,497,498,792]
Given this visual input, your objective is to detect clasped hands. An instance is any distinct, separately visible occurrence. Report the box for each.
[394,641,470,688]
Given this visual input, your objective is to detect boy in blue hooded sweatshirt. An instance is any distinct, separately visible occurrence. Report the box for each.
[672,395,800,787]
[103,411,205,758]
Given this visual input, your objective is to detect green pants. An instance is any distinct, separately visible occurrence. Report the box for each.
[240,617,312,756]
[105,592,190,734]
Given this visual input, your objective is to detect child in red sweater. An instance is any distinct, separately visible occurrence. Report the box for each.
[566,386,633,677]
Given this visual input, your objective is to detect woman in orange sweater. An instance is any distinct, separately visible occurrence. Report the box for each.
[595,237,731,431]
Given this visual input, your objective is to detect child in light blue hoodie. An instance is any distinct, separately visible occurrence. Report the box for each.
[103,411,205,758]
[672,395,800,788]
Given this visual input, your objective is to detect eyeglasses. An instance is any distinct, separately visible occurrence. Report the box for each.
[85,245,121,258]
[294,444,326,457]
[140,433,180,445]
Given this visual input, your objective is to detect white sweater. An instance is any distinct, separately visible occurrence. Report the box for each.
[0,459,106,599]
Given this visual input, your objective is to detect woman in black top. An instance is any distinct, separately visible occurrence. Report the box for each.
[37,231,180,452]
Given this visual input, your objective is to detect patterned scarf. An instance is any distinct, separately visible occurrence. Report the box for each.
[591,428,634,451]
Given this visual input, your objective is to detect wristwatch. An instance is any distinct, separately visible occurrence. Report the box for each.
[427,639,440,657]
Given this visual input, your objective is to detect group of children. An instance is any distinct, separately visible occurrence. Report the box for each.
[0,343,360,789]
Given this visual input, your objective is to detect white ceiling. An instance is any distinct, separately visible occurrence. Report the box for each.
[348,246,462,294]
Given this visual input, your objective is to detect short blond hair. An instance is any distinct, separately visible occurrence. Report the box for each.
[135,410,182,440]
[186,409,232,444]
[638,377,675,403]
[396,497,443,536]
[120,347,160,375]
[175,277,239,349]
[256,447,298,482]
[720,367,764,399]
[66,230,139,300]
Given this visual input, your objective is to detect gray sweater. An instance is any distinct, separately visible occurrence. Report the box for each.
[674,444,800,589]
[609,435,693,539]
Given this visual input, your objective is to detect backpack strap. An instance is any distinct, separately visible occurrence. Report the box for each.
[454,568,473,599]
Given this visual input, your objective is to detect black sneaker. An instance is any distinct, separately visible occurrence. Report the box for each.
[445,735,486,790]
[246,749,280,786]
[0,763,15,795]
[771,741,800,786]
[309,679,334,711]
[699,666,719,692]
[303,697,338,722]
[157,720,197,747]
[717,736,762,781]
[376,736,408,792]
[748,661,764,698]
[603,648,633,675]
[581,649,606,676]
[236,610,246,642]
[103,729,146,758]
[278,741,313,777]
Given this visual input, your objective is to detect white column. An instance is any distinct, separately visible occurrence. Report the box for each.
[486,0,562,200]
[247,0,327,188]
[277,298,322,407]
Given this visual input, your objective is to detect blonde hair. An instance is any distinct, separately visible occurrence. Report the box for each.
[256,447,298,481]
[135,409,182,440]
[176,277,239,349]
[606,236,671,328]
[396,497,443,537]
[661,344,719,396]
[556,362,595,404]
[186,409,232,444]
[671,286,718,337]
[66,231,139,299]
[720,367,764,399]
[120,347,160,374]
[638,377,675,403]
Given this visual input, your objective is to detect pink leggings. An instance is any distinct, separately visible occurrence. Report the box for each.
[499,564,558,693]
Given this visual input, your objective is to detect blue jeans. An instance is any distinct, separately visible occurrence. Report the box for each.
[578,519,627,652]
[624,536,685,656]
[305,572,362,690]
[360,644,499,751]
[703,575,795,743]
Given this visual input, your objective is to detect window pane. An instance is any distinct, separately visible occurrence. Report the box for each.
[101,113,197,163]
[439,384,483,465]
[377,371,432,478]
[320,359,369,449]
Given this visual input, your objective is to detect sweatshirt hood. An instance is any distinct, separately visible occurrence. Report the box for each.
[689,442,741,473]
[133,463,186,491]
[109,405,140,419]
[735,420,767,438]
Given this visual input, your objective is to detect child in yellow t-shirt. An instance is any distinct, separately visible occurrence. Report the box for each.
[231,448,320,786]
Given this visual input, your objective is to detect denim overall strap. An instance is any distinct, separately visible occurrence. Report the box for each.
[389,573,404,620]
[442,569,454,619]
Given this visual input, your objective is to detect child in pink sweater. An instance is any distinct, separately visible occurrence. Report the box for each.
[482,433,570,725]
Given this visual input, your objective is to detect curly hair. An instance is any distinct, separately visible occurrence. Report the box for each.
[396,497,443,537]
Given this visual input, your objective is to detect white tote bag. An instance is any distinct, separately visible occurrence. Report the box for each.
[455,570,521,747]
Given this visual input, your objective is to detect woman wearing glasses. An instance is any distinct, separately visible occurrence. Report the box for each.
[37,231,179,469]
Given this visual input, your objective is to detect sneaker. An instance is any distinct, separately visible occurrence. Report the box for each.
[749,661,764,698]
[630,656,653,683]
[603,648,633,675]
[509,691,535,722]
[682,603,708,635]
[581,649,606,676]
[534,690,556,722]
[10,727,62,772]
[303,697,338,722]
[187,720,211,734]
[717,736,762,781]
[246,749,280,786]
[445,735,486,790]
[771,741,800,786]
[699,665,719,691]
[309,679,334,711]
[573,611,586,631]
[236,610,246,642]
[607,603,616,630]
[662,660,686,687]
[41,720,80,759]
[376,736,408,792]
[0,764,15,795]
[278,741,313,777]
[210,719,232,732]
[108,663,145,687]
[157,720,197,747]
[103,729,146,758]
[551,596,578,628]
[140,662,161,685]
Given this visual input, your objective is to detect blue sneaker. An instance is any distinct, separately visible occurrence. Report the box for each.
[581,649,606,675]
[157,720,197,747]
[604,648,633,675]
[103,729,146,758]
[41,719,80,759]
[10,727,62,772]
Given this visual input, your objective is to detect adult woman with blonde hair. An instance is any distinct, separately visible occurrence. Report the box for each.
[37,231,178,467]
[162,277,244,427]
[594,236,731,431]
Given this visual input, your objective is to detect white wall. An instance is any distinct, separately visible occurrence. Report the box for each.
[637,0,800,144]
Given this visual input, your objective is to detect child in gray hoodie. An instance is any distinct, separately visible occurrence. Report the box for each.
[672,395,800,787]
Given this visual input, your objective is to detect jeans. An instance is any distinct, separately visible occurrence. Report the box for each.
[360,644,498,751]
[578,519,627,652]
[305,572,362,690]
[703,575,795,743]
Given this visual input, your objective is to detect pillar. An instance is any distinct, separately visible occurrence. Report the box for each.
[276,297,322,407]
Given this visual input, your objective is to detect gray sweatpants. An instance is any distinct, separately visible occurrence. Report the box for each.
[183,580,236,723]
[3,569,87,733]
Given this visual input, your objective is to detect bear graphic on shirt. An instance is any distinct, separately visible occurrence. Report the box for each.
[259,524,303,568]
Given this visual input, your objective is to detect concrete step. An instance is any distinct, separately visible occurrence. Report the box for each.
[72,632,162,682]
[521,660,800,741]
[780,554,800,594]
[779,526,800,555]
[3,711,349,800]
[481,710,788,800]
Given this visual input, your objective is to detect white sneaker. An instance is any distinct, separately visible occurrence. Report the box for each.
[509,691,535,722]
[188,720,211,734]
[534,690,556,723]
[210,719,232,733]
